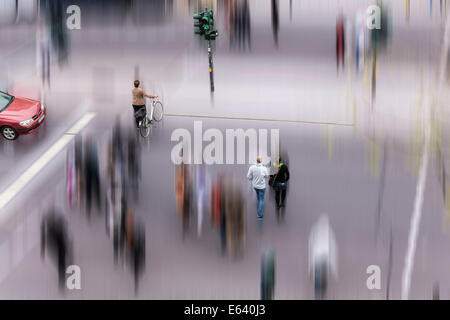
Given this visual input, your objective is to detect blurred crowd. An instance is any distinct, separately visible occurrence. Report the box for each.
[42,117,146,293]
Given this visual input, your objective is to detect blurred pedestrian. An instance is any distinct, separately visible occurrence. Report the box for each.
[247,156,269,220]
[433,282,440,300]
[175,153,191,238]
[196,164,209,238]
[210,175,227,254]
[224,178,243,258]
[261,248,275,300]
[355,11,365,73]
[40,206,72,290]
[271,0,279,47]
[225,181,245,258]
[127,128,141,200]
[228,0,251,51]
[118,205,146,293]
[272,156,290,210]
[84,137,101,216]
[308,214,338,300]
[336,13,345,72]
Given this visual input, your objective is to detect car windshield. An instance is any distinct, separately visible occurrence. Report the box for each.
[0,92,14,112]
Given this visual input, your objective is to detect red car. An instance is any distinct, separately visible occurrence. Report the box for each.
[0,91,46,140]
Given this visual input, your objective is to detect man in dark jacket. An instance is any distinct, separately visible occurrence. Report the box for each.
[273,156,290,209]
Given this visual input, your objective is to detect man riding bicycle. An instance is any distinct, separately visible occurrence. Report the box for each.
[132,80,158,128]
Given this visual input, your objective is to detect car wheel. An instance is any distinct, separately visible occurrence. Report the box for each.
[1,126,18,140]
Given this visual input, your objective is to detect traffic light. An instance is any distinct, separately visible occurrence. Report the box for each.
[193,8,219,41]
[201,14,210,33]
[193,13,204,35]
[205,29,219,40]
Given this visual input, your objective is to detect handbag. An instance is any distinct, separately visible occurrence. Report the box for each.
[269,168,279,188]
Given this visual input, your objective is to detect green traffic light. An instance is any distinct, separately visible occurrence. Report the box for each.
[193,8,218,41]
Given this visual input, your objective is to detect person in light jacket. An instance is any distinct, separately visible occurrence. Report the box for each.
[247,156,269,220]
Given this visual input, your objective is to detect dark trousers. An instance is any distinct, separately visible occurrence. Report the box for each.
[274,182,287,207]
[133,105,146,126]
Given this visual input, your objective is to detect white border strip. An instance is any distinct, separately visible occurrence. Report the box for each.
[401,125,429,300]
[0,112,96,217]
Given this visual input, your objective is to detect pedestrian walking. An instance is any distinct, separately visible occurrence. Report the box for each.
[261,247,276,300]
[40,206,73,291]
[196,164,209,238]
[336,13,345,72]
[308,214,338,300]
[210,175,226,254]
[247,156,269,220]
[272,156,290,210]
[84,137,101,216]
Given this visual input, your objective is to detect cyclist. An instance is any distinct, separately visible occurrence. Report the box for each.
[132,80,158,128]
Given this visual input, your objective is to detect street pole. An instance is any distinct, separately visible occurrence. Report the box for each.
[208,40,214,92]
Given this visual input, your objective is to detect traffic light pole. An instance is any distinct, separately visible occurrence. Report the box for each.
[208,40,214,92]
[194,8,218,93]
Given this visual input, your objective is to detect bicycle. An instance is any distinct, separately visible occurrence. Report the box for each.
[136,98,164,138]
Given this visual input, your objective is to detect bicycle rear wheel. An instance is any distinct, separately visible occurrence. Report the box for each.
[152,101,164,122]
[139,116,151,138]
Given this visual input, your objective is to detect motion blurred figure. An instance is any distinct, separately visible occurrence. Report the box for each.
[127,127,141,201]
[404,0,410,23]
[46,0,69,66]
[224,177,246,259]
[261,247,275,300]
[119,206,146,293]
[227,0,251,51]
[211,174,227,254]
[112,116,126,198]
[195,163,210,238]
[355,11,366,73]
[336,13,345,72]
[84,136,101,217]
[36,19,51,89]
[40,207,73,290]
[271,0,279,47]
[433,282,440,300]
[175,151,192,239]
[308,214,338,300]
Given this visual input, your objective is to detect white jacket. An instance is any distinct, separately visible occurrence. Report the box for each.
[247,163,269,190]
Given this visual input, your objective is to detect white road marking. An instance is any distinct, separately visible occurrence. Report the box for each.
[165,113,354,126]
[401,12,450,300]
[0,112,96,217]
[401,87,431,300]
[401,124,429,300]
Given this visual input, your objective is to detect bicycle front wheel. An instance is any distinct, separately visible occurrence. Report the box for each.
[152,101,164,122]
